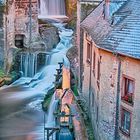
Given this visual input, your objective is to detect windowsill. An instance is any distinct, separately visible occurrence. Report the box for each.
[121,98,134,106]
[119,127,130,137]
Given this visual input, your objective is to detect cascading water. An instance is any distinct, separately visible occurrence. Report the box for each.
[46,94,58,127]
[0,23,73,140]
[20,53,37,77]
[39,0,66,18]
[45,54,51,65]
[20,53,50,78]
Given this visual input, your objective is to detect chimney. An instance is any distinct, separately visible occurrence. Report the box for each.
[105,0,110,20]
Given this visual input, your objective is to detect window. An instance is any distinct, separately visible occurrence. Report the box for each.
[86,42,91,63]
[97,60,100,88]
[120,108,131,136]
[122,76,134,105]
[92,51,96,74]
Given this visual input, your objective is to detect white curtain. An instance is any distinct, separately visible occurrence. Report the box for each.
[127,80,134,94]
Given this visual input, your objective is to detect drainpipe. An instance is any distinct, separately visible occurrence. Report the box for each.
[77,0,82,93]
[114,56,121,140]
[88,41,92,115]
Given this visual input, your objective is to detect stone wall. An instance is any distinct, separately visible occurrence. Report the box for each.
[4,0,39,73]
[0,2,4,68]
[119,57,140,140]
[6,1,15,49]
[5,0,39,50]
[39,23,59,51]
[15,0,38,46]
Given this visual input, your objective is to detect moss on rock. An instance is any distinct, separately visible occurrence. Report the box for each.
[42,88,55,111]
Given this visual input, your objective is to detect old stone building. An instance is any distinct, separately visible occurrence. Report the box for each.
[4,0,39,72]
[5,0,38,49]
[80,0,140,140]
[15,0,38,46]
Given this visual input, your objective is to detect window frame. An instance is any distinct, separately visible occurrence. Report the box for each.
[120,106,132,136]
[86,41,92,64]
[121,75,135,105]
[97,59,100,89]
[92,51,96,75]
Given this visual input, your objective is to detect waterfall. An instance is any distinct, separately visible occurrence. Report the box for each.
[20,53,37,77]
[45,54,51,65]
[46,94,58,127]
[40,0,66,16]
[40,0,48,16]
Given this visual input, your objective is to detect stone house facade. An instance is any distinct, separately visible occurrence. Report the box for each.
[80,0,140,140]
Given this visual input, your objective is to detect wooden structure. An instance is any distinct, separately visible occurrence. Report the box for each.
[44,62,75,140]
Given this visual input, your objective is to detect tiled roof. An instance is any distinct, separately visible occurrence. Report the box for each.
[81,0,140,59]
[81,1,112,44]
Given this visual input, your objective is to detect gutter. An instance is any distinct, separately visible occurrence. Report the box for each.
[97,45,140,61]
[88,41,92,115]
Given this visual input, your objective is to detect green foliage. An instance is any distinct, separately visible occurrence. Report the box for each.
[81,3,97,21]
[72,84,79,97]
[42,94,53,111]
[0,67,20,86]
[0,69,5,77]
[71,71,79,97]
[0,1,5,12]
[9,49,21,73]
[77,99,95,140]
[66,18,77,30]
[42,88,54,111]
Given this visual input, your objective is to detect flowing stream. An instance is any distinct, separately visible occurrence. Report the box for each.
[0,23,73,140]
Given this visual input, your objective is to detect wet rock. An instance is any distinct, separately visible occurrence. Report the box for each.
[67,46,78,76]
[39,23,59,51]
